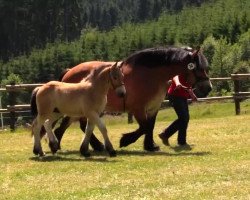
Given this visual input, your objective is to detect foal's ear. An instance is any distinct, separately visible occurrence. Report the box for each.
[111,62,118,69]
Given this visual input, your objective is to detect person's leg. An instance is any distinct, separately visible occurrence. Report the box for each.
[175,98,189,145]
[159,96,181,145]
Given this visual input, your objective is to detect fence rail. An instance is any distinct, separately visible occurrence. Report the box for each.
[0,74,249,130]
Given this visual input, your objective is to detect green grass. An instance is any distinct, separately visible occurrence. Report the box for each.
[0,101,249,200]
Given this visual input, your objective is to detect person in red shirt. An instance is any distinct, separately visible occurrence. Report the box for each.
[159,74,197,147]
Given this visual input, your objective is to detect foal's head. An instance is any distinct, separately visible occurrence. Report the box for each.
[183,47,212,98]
[109,62,126,98]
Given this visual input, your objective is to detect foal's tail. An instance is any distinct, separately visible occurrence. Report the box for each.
[30,87,40,117]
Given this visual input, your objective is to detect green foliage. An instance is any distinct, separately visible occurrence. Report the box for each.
[0,0,249,98]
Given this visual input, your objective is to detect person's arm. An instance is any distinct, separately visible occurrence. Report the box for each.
[172,75,182,89]
[187,88,198,101]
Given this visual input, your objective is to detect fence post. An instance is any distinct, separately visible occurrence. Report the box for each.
[233,77,240,115]
[9,81,17,131]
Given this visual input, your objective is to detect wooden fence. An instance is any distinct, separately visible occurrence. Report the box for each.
[0,74,249,130]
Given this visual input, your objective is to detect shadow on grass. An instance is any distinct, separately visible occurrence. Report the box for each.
[29,147,211,162]
[29,150,118,163]
[117,149,211,157]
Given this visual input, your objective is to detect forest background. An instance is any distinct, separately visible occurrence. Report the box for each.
[0,0,249,106]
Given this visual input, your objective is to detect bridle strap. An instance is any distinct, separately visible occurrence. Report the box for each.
[109,70,125,90]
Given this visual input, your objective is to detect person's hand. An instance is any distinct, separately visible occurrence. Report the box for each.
[188,88,198,101]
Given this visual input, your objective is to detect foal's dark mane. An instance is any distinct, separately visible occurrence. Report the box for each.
[124,47,190,68]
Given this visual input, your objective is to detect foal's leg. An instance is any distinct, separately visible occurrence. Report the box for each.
[44,115,60,154]
[79,117,105,152]
[32,117,45,156]
[94,115,116,157]
[80,120,95,157]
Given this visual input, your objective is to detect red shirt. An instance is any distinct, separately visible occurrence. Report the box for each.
[168,75,192,98]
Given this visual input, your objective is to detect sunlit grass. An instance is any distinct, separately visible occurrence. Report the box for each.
[0,101,249,199]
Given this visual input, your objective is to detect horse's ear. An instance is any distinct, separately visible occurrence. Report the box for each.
[190,46,201,58]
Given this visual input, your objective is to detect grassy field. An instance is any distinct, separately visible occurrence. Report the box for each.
[0,101,249,200]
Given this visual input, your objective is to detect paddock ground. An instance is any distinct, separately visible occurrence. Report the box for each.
[0,101,249,200]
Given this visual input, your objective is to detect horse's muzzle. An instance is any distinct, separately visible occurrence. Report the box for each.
[194,80,212,98]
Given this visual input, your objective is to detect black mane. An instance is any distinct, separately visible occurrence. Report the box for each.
[124,47,190,68]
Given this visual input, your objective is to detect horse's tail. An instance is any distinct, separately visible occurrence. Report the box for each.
[30,87,40,117]
[58,68,70,81]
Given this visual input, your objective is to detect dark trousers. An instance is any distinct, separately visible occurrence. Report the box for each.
[162,95,190,145]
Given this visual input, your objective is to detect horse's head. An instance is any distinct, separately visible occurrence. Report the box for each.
[184,47,212,98]
[109,62,126,98]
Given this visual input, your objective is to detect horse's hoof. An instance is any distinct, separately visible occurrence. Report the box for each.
[82,152,91,157]
[49,141,59,154]
[144,143,160,152]
[120,135,132,147]
[108,150,117,157]
[93,143,105,152]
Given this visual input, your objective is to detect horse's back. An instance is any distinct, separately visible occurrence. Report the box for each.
[62,61,115,83]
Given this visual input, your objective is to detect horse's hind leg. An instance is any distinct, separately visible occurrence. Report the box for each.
[79,118,105,152]
[32,117,45,156]
[54,116,72,150]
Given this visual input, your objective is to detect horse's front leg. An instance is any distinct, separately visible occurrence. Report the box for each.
[80,120,95,157]
[120,112,160,152]
[54,116,72,150]
[32,117,45,157]
[143,113,159,151]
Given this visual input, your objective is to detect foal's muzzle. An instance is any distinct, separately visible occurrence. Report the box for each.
[115,85,126,98]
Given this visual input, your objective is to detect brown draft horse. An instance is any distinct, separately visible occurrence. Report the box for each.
[52,47,212,152]
[31,63,126,157]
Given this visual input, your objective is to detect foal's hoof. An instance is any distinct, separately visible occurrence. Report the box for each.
[108,150,117,157]
[144,143,160,152]
[49,141,59,154]
[80,146,91,157]
[33,148,45,157]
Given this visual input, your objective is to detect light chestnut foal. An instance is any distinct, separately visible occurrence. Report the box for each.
[31,63,126,157]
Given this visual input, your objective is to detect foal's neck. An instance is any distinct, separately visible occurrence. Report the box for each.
[89,66,111,95]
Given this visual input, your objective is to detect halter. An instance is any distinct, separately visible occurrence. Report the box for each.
[109,69,125,90]
[187,51,209,83]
